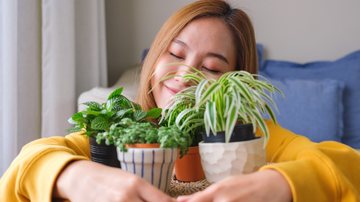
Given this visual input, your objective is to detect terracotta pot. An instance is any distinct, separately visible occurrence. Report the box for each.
[117,144,177,193]
[89,137,120,168]
[174,146,205,182]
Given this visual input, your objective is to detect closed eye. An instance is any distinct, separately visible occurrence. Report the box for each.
[170,52,184,60]
[201,66,221,74]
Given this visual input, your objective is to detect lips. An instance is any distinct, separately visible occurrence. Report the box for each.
[165,84,182,94]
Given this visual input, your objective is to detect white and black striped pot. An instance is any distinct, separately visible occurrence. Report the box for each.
[117,147,177,193]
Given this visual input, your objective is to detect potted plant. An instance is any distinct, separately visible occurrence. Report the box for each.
[162,68,281,183]
[159,85,206,182]
[68,87,161,168]
[96,117,192,193]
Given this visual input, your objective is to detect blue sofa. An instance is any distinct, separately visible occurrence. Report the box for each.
[258,44,360,149]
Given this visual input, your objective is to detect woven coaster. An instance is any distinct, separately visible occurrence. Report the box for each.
[167,176,211,197]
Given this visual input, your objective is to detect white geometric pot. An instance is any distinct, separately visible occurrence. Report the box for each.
[199,137,266,183]
[117,147,177,192]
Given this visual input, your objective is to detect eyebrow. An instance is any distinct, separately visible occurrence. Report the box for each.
[173,39,229,64]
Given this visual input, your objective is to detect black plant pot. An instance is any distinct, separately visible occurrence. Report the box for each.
[89,137,121,168]
[201,123,255,143]
[190,132,203,147]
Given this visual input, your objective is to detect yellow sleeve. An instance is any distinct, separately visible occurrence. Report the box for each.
[0,132,90,202]
[260,121,360,202]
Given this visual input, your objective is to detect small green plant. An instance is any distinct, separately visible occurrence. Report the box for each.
[68,87,191,157]
[160,86,204,140]
[160,66,281,144]
[68,87,162,138]
[96,118,192,157]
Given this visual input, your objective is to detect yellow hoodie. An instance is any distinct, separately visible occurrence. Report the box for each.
[1,121,359,201]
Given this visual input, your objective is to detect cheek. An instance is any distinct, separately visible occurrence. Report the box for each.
[152,56,179,84]
[150,60,173,108]
[151,60,169,88]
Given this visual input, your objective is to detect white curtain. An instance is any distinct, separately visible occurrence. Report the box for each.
[0,0,107,175]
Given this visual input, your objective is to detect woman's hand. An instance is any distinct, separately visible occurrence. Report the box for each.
[53,160,175,202]
[177,170,292,202]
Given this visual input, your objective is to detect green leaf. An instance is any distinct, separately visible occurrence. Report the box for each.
[91,116,109,131]
[116,109,132,119]
[176,109,203,133]
[146,108,162,119]
[196,82,221,107]
[107,87,124,100]
[133,110,147,121]
[228,77,254,103]
[225,100,238,143]
[195,79,209,106]
[205,101,217,134]
[82,102,102,111]
[175,108,193,127]
[245,107,269,145]
[264,103,277,124]
[110,97,123,111]
[67,126,83,133]
[106,96,128,112]
[68,112,84,124]
[255,90,278,110]
[131,102,142,110]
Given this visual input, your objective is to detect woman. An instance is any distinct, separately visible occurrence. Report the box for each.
[1,1,359,201]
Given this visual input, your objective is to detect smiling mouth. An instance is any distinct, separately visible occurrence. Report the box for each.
[165,85,181,94]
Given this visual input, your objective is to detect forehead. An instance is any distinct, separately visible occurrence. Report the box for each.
[174,17,236,62]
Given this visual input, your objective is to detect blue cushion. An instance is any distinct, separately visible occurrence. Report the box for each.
[260,50,360,148]
[256,43,264,69]
[268,79,344,142]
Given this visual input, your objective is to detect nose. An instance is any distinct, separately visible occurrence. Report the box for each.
[174,56,201,86]
[174,63,197,87]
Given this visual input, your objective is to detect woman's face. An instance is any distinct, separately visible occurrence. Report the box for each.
[151,17,237,108]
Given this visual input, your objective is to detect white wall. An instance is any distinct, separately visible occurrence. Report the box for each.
[235,0,360,62]
[105,0,360,85]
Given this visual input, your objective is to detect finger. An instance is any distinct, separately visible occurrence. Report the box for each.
[176,195,191,202]
[138,181,175,202]
[178,190,213,202]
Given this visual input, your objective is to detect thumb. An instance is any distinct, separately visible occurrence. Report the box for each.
[176,190,213,202]
[138,181,176,202]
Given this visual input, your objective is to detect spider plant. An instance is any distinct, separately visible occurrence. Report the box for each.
[160,65,281,144]
[158,69,206,145]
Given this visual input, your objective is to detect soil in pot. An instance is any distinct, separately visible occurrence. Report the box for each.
[89,137,121,168]
[201,123,255,143]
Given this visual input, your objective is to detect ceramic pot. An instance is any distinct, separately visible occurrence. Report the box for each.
[199,137,265,183]
[89,137,120,168]
[174,146,205,182]
[202,123,255,143]
[117,145,177,192]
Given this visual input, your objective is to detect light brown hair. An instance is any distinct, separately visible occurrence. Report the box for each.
[136,0,258,110]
